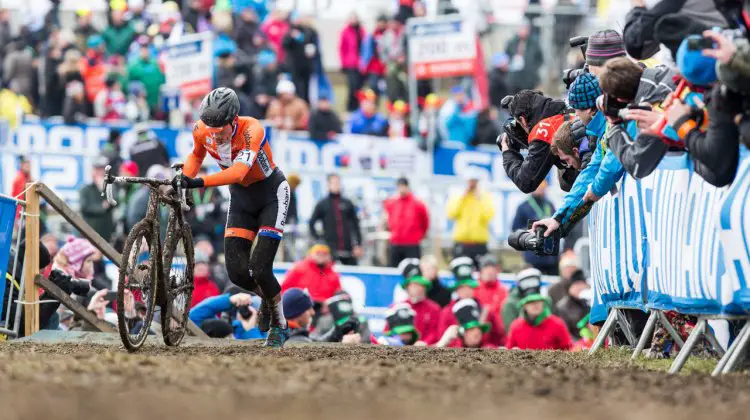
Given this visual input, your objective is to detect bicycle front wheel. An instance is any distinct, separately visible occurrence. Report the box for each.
[161,222,195,346]
[117,220,159,352]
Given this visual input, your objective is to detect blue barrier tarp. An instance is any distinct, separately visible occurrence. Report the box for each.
[0,195,18,318]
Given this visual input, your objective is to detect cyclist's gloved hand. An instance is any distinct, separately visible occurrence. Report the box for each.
[173,174,205,189]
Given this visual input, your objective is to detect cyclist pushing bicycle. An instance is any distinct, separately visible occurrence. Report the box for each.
[174,87,291,348]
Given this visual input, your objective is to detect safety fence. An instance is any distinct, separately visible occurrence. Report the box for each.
[588,147,750,375]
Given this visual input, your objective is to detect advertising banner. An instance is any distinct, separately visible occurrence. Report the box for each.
[407,16,477,80]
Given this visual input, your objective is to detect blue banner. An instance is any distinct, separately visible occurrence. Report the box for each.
[590,151,750,323]
[0,195,18,318]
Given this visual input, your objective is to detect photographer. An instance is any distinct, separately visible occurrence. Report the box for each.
[3,240,51,334]
[599,57,678,180]
[282,288,361,344]
[498,89,576,193]
[531,75,610,236]
[665,31,745,187]
[312,292,371,343]
[189,287,265,340]
[551,73,603,171]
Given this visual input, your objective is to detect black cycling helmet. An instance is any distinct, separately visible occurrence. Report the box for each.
[199,87,240,127]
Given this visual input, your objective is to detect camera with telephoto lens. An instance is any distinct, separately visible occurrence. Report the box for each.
[508,220,561,256]
[48,269,91,296]
[562,36,590,89]
[501,117,529,150]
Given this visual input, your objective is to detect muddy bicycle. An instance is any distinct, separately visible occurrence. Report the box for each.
[102,163,195,352]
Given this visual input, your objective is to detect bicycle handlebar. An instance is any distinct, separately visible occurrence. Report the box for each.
[101,165,192,212]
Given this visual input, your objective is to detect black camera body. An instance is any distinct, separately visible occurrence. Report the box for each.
[500,117,529,150]
[563,66,588,90]
[508,220,562,256]
[562,36,590,89]
[48,269,91,296]
[237,304,254,320]
[597,93,630,121]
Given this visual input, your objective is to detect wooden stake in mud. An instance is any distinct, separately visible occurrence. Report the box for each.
[23,183,40,336]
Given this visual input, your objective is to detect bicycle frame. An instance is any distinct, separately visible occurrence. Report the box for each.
[102,165,192,305]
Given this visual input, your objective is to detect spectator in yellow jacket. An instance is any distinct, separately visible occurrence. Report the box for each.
[446,174,495,265]
[0,81,33,129]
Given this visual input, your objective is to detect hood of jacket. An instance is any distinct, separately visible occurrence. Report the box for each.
[528,94,568,127]
[635,65,678,105]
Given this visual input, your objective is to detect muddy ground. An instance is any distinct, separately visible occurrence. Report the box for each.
[0,340,749,420]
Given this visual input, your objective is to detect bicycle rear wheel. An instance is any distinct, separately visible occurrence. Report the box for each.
[161,222,194,346]
[117,220,159,352]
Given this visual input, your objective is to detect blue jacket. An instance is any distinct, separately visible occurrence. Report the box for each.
[439,100,478,146]
[349,110,388,136]
[512,196,558,270]
[189,294,265,340]
[553,112,627,224]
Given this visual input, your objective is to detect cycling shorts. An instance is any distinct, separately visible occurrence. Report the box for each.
[225,169,290,241]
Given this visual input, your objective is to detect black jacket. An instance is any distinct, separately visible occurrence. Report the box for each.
[608,66,676,179]
[282,24,318,75]
[501,96,574,193]
[426,277,453,308]
[555,295,590,340]
[62,97,88,124]
[129,139,170,177]
[308,109,343,141]
[682,86,740,187]
[489,68,509,109]
[472,109,501,147]
[623,0,727,59]
[308,193,362,256]
[80,183,116,242]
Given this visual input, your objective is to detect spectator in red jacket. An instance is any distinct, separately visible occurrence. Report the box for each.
[11,156,31,218]
[398,258,441,344]
[436,298,495,349]
[261,9,290,64]
[384,177,429,267]
[281,244,342,304]
[191,250,220,308]
[506,268,572,351]
[339,13,365,112]
[474,254,509,315]
[10,155,31,200]
[437,257,506,347]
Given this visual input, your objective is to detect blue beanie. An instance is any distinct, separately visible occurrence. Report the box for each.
[677,36,718,87]
[282,288,313,320]
[568,73,602,110]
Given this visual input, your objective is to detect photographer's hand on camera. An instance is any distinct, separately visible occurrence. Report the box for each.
[531,218,561,238]
[229,292,252,307]
[702,30,737,65]
[237,305,258,332]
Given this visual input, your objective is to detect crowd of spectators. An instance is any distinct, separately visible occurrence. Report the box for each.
[0,0,535,151]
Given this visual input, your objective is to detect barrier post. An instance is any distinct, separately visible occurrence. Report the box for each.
[23,183,40,336]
